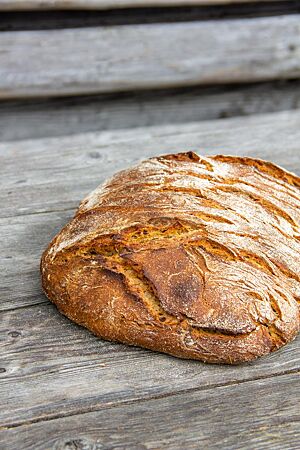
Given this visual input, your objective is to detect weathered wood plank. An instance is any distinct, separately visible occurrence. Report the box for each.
[0,211,73,311]
[1,109,300,221]
[1,373,299,449]
[0,301,299,428]
[2,80,300,142]
[1,15,300,99]
[0,0,287,12]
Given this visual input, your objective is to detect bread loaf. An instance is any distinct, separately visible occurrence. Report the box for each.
[41,152,300,364]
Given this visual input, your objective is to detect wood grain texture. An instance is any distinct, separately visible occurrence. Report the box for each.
[2,109,300,312]
[0,0,287,12]
[1,15,300,99]
[2,80,300,142]
[0,301,299,427]
[1,373,299,449]
[1,109,300,220]
[0,211,73,311]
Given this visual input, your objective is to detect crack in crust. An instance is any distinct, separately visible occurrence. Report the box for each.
[81,250,256,337]
[214,184,298,228]
[41,152,300,364]
[212,154,300,188]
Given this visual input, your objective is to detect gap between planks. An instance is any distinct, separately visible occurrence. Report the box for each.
[2,80,300,142]
[0,0,290,12]
[0,300,48,313]
[1,2,299,31]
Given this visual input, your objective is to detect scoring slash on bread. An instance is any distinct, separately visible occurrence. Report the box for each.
[41,152,300,364]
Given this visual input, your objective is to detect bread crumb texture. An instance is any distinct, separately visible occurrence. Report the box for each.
[41,152,300,364]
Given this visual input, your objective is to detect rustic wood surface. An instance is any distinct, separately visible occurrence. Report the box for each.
[1,301,299,428]
[2,80,300,142]
[2,108,300,222]
[1,110,300,449]
[1,14,300,99]
[2,109,300,311]
[1,374,299,450]
[0,0,287,11]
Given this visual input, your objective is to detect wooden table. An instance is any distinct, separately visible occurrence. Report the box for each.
[1,1,300,448]
[1,110,300,449]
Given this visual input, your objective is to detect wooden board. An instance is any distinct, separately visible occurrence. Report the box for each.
[1,374,300,449]
[1,15,300,99]
[2,80,300,142]
[0,0,287,11]
[1,110,300,448]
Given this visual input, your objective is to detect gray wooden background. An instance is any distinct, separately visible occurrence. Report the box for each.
[0,1,300,449]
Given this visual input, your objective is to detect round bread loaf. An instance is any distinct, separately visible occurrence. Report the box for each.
[41,152,300,364]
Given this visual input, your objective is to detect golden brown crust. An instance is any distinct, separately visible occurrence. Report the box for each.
[41,152,300,364]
